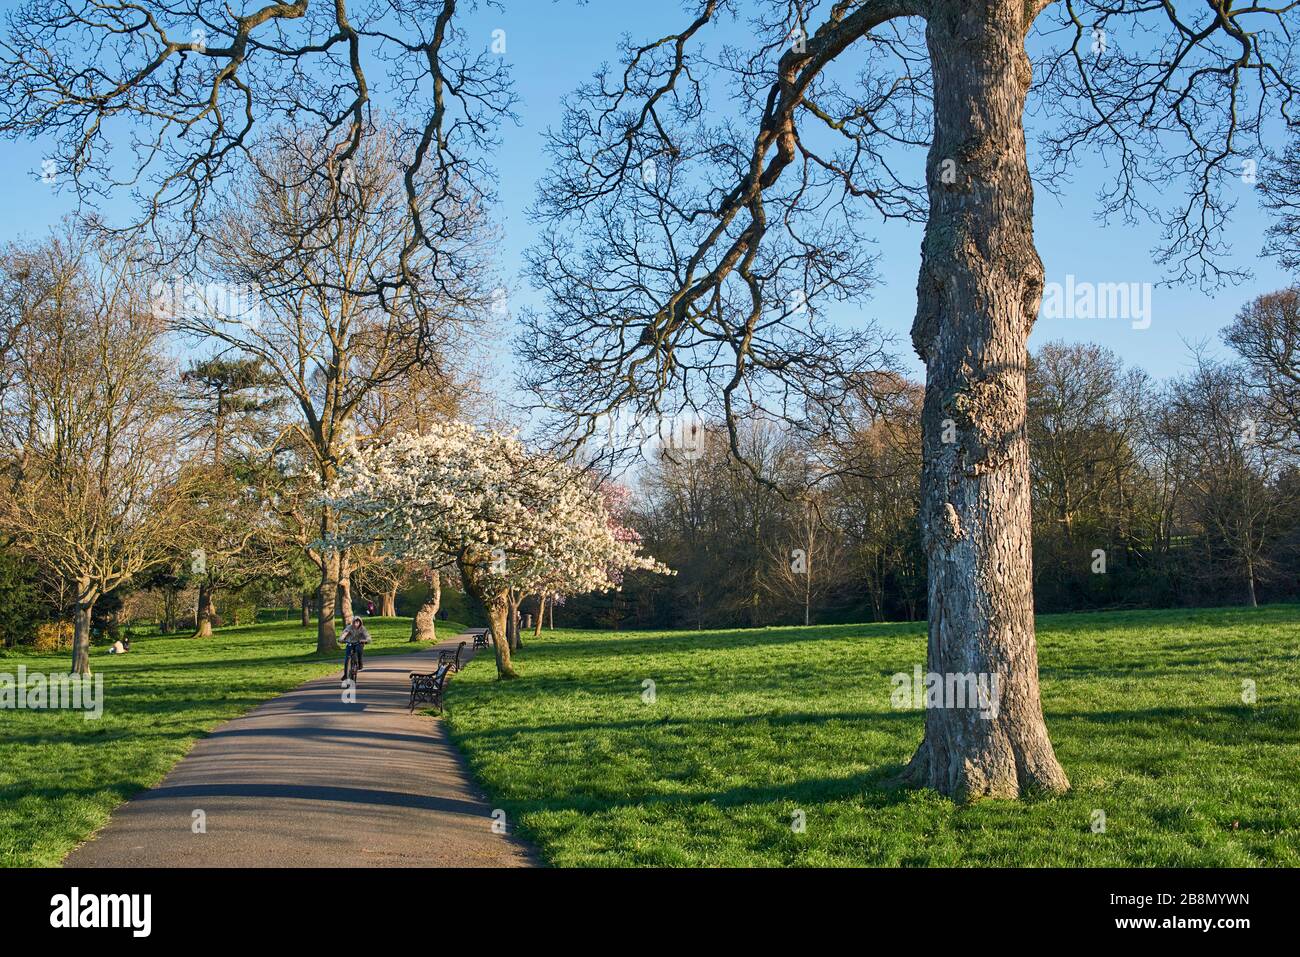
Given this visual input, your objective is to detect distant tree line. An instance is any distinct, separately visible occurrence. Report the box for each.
[0,131,491,669]
[562,289,1300,630]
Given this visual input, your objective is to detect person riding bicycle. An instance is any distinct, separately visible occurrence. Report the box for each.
[340,617,371,685]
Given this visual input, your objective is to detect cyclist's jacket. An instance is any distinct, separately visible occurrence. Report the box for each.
[341,623,372,645]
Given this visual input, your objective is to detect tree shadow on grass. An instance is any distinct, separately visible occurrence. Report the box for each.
[2,779,163,808]
[448,706,935,830]
[1040,657,1274,681]
[1050,703,1300,745]
[452,707,921,745]
[2,726,201,748]
[1036,604,1300,637]
[544,621,924,659]
[494,762,920,823]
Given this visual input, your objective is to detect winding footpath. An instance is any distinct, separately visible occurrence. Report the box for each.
[64,631,537,868]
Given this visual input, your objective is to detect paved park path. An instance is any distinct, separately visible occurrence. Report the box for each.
[64,631,537,868]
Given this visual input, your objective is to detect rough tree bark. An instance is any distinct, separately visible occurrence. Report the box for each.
[317,549,339,653]
[485,593,518,679]
[507,590,522,651]
[162,588,178,633]
[381,585,397,617]
[409,567,440,642]
[193,582,216,638]
[903,2,1069,800]
[337,549,354,621]
[457,556,517,678]
[71,579,97,675]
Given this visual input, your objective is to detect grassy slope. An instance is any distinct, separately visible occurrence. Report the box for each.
[444,606,1300,867]
[0,616,466,867]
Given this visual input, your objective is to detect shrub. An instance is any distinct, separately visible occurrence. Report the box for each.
[32,621,74,653]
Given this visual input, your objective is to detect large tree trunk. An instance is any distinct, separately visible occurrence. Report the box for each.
[71,583,96,675]
[301,593,312,628]
[317,529,339,654]
[381,585,397,617]
[1246,559,1258,608]
[903,3,1068,800]
[162,588,177,634]
[193,582,216,638]
[486,593,518,679]
[457,557,517,678]
[337,549,354,622]
[532,595,545,637]
[409,568,440,642]
[507,591,522,651]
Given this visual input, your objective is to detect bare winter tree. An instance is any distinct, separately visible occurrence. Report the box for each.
[1260,136,1300,274]
[1027,343,1151,541]
[831,382,925,622]
[0,243,40,401]
[1026,342,1154,607]
[520,1,1299,799]
[0,232,201,673]
[171,131,492,653]
[764,493,845,627]
[1162,357,1294,608]
[350,553,405,616]
[185,464,294,637]
[0,2,512,656]
[1224,288,1300,454]
[0,0,514,302]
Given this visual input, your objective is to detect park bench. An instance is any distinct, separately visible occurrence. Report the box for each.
[409,663,452,714]
[438,640,467,672]
[472,631,490,649]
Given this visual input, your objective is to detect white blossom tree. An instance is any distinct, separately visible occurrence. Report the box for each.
[326,423,670,679]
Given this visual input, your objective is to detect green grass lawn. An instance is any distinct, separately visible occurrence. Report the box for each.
[0,615,466,867]
[444,605,1300,866]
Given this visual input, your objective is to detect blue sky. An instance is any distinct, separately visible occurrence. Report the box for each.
[1,0,1292,386]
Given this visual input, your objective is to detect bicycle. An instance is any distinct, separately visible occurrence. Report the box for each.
[341,642,363,686]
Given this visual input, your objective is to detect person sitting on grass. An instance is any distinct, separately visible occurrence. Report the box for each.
[340,617,371,685]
